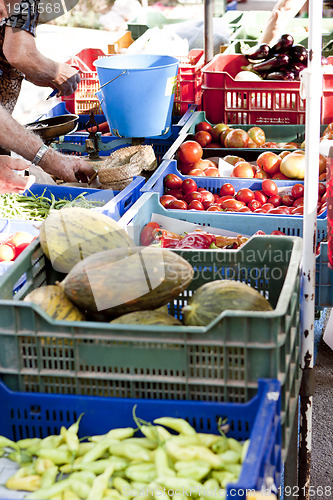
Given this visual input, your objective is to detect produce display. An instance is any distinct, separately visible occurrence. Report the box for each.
[0,231,36,262]
[239,33,323,81]
[160,174,327,216]
[0,414,249,499]
[140,222,248,249]
[0,190,104,221]
[176,122,331,180]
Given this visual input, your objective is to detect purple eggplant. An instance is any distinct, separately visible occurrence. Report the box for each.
[265,70,296,81]
[252,53,290,73]
[288,44,308,63]
[288,62,306,79]
[270,34,294,54]
[243,43,271,61]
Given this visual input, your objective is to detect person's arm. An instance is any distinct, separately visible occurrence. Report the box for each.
[0,106,95,182]
[259,0,308,45]
[3,28,80,96]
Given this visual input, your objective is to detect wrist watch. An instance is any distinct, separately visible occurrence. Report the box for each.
[31,144,49,166]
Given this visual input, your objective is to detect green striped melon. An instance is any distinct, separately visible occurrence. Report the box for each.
[24,286,85,321]
[182,280,273,326]
[39,207,133,274]
[110,310,182,326]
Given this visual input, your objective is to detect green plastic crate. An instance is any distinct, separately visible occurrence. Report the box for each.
[127,11,188,40]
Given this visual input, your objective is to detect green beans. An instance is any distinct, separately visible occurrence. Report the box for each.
[0,189,105,221]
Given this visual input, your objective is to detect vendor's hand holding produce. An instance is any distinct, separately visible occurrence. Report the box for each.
[0,413,250,499]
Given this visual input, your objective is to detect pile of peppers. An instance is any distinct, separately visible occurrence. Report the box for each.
[0,415,249,500]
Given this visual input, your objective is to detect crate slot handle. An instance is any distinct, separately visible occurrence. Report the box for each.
[99,70,127,90]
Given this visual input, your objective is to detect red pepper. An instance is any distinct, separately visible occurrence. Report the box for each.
[175,232,216,249]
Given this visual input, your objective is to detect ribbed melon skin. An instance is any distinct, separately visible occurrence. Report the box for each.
[110,310,182,325]
[39,207,132,273]
[61,247,194,319]
[183,280,273,326]
[24,285,85,321]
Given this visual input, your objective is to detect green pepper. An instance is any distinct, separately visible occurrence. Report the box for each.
[124,438,157,449]
[109,442,152,462]
[153,418,196,436]
[131,481,150,491]
[125,463,157,483]
[13,464,36,478]
[197,434,221,448]
[63,490,81,500]
[168,435,200,446]
[104,488,127,500]
[219,463,242,476]
[203,478,220,490]
[217,450,241,464]
[154,476,202,494]
[35,447,72,465]
[64,457,128,475]
[113,476,134,497]
[211,437,229,455]
[6,475,41,492]
[80,438,120,464]
[41,466,59,489]
[87,463,114,500]
[174,460,211,481]
[241,439,250,463]
[226,438,243,456]
[17,438,42,450]
[165,441,197,462]
[154,446,176,477]
[60,414,83,453]
[211,471,238,489]
[0,435,19,450]
[90,428,135,443]
[8,450,33,464]
[69,479,92,499]
[35,458,55,474]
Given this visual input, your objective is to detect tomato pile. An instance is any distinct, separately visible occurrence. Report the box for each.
[176,120,330,181]
[161,174,327,216]
[0,231,35,262]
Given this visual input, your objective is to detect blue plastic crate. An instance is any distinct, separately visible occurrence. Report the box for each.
[0,178,145,229]
[119,191,329,308]
[140,160,326,219]
[0,379,281,499]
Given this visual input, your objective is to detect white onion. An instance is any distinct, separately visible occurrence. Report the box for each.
[234,71,262,81]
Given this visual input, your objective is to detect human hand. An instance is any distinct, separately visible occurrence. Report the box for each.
[0,156,34,194]
[0,0,8,22]
[40,150,96,183]
[52,63,81,96]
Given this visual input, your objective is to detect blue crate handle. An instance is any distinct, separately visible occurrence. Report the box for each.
[176,104,198,128]
[178,109,207,135]
[98,176,145,220]
[119,191,152,227]
[140,159,174,192]
[162,130,186,160]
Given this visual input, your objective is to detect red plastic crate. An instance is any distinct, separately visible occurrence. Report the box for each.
[201,54,333,125]
[173,49,204,116]
[61,48,106,115]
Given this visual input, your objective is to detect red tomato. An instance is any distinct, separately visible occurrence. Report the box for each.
[291,183,304,199]
[262,179,278,197]
[232,162,255,178]
[168,199,188,210]
[206,204,222,211]
[271,230,286,236]
[160,195,176,207]
[182,178,198,195]
[271,172,290,180]
[188,200,205,210]
[318,183,326,197]
[178,141,203,164]
[178,162,194,175]
[184,191,203,204]
[205,142,223,148]
[281,195,295,207]
[194,131,213,147]
[165,189,184,200]
[188,169,206,176]
[213,193,220,202]
[293,197,304,207]
[220,183,235,197]
[254,169,270,179]
[140,222,160,246]
[238,206,252,212]
[254,190,267,204]
[204,167,220,177]
[291,206,304,215]
[216,195,235,203]
[248,199,262,211]
[268,207,290,215]
[267,195,282,207]
[200,190,215,209]
[257,151,281,176]
[164,173,183,190]
[220,198,245,211]
[261,203,275,212]
[235,188,255,204]
[195,121,213,133]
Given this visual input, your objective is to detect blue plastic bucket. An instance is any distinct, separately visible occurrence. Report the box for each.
[94,54,179,138]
